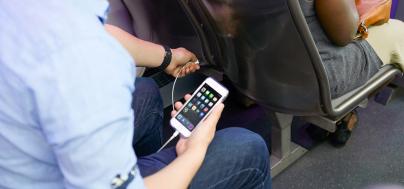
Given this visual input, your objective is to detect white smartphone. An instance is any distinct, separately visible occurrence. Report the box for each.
[170,77,229,137]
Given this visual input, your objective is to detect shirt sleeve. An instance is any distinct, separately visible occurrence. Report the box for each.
[28,36,145,189]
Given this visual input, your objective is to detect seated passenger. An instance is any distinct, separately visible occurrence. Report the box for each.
[301,0,404,145]
[0,1,271,189]
[105,20,272,189]
[315,0,404,69]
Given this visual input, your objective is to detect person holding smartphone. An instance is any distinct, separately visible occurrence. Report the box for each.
[0,1,271,189]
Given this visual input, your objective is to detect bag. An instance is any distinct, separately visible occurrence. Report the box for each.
[355,0,392,39]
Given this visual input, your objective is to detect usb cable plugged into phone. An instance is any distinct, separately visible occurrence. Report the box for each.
[157,60,199,153]
[157,130,179,152]
[170,77,228,138]
[158,74,228,152]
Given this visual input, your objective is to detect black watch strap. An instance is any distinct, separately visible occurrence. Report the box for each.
[159,45,172,71]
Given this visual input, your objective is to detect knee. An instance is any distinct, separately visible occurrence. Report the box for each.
[213,128,270,172]
[191,128,270,188]
[134,78,163,109]
[135,78,161,99]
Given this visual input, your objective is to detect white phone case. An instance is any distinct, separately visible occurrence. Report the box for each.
[170,77,229,137]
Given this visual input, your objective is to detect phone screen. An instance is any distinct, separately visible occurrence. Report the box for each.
[175,84,222,131]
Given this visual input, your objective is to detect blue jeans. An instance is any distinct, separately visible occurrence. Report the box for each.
[132,78,271,189]
[132,78,164,157]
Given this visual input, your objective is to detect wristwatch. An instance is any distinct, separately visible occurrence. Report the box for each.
[158,45,172,71]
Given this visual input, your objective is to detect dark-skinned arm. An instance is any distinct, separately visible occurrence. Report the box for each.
[315,0,359,46]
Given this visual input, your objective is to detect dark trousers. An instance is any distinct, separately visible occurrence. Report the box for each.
[132,78,271,189]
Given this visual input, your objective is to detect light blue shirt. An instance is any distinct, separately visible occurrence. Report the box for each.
[0,1,145,188]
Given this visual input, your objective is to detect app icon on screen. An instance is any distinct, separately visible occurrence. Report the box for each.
[181,117,187,124]
[209,94,214,99]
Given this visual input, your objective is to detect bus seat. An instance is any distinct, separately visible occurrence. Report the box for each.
[178,0,402,177]
[107,0,161,77]
[106,0,134,35]
[107,0,214,77]
[107,0,403,177]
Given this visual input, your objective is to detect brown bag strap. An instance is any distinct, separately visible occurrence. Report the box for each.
[355,21,369,39]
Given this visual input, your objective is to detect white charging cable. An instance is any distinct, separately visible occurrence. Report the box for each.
[171,60,199,111]
[157,60,199,152]
[158,130,179,152]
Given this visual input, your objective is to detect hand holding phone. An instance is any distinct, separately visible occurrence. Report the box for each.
[171,94,225,156]
[170,77,229,138]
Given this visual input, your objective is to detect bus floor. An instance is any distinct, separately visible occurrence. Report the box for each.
[273,87,404,189]
[161,85,404,189]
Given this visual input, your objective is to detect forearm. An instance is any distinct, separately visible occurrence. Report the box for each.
[144,148,207,189]
[105,24,164,68]
[315,0,359,46]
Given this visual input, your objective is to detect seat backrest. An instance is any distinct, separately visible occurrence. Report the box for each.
[395,0,404,21]
[108,0,401,118]
[191,0,402,118]
[185,0,329,115]
[121,0,160,42]
[114,0,211,62]
[106,0,135,35]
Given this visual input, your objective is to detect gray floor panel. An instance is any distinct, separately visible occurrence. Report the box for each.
[273,89,404,189]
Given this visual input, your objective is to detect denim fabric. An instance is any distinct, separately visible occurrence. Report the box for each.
[189,127,271,189]
[137,128,271,189]
[137,147,177,177]
[132,78,271,189]
[132,78,164,157]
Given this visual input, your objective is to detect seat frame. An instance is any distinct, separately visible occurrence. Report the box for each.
[178,0,402,177]
[107,0,402,178]
[271,0,401,177]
